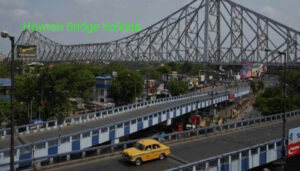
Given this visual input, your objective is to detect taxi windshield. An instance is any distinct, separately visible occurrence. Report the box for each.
[135,143,145,151]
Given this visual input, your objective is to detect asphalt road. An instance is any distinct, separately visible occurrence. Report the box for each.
[0,85,249,150]
[47,116,300,171]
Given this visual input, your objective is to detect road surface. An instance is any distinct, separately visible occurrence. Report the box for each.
[46,116,300,171]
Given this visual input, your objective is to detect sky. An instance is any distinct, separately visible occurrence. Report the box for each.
[0,0,300,55]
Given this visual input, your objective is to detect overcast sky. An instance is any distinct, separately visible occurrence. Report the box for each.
[0,0,300,55]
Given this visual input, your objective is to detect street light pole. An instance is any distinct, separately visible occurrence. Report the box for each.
[1,30,15,171]
[265,48,287,162]
[280,52,287,160]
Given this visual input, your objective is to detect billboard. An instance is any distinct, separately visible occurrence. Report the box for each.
[288,127,300,157]
[17,45,37,58]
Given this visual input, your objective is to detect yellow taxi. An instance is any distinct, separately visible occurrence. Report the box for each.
[122,139,171,166]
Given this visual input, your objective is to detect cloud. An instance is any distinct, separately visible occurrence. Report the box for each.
[261,6,278,18]
[11,8,30,18]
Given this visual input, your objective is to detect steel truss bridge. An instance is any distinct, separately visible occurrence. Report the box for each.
[15,0,300,66]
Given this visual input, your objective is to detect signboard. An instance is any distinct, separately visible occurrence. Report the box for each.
[288,127,300,157]
[17,45,37,58]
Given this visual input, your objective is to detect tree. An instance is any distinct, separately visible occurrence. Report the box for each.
[70,70,96,101]
[0,99,10,125]
[0,64,9,77]
[167,62,180,72]
[167,80,188,96]
[250,80,264,94]
[111,70,144,105]
[157,65,171,75]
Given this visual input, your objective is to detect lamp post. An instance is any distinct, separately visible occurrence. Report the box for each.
[265,48,287,164]
[1,30,15,171]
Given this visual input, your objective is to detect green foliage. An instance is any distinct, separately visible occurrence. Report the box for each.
[111,69,144,105]
[0,64,9,77]
[0,99,10,125]
[70,70,96,100]
[157,65,171,74]
[180,61,203,75]
[250,80,264,94]
[167,80,188,96]
[166,62,180,72]
[253,69,300,116]
[140,66,160,80]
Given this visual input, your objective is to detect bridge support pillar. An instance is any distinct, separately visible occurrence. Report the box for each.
[167,118,172,126]
[112,138,119,144]
[82,151,86,158]
[66,154,70,161]
[97,149,101,155]
[49,158,54,164]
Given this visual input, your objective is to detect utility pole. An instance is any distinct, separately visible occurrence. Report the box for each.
[1,30,15,171]
[264,48,287,169]
[281,51,287,161]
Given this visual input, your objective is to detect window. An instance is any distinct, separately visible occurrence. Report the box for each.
[131,120,136,124]
[138,118,142,122]
[145,145,152,151]
[143,117,148,121]
[135,143,145,151]
[152,144,160,149]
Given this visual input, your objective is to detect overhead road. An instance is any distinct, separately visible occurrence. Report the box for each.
[0,85,250,166]
[39,111,300,171]
[0,84,245,139]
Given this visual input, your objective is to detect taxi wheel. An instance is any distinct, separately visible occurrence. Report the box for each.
[135,158,142,166]
[159,153,166,160]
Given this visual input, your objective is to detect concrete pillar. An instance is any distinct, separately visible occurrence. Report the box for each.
[66,154,70,161]
[112,138,119,144]
[97,149,101,155]
[49,158,54,164]
[167,118,172,126]
[82,151,86,158]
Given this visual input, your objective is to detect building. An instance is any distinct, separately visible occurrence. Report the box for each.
[95,75,113,103]
[0,78,11,100]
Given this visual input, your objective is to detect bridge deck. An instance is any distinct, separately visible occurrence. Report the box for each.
[0,85,249,150]
[49,114,300,171]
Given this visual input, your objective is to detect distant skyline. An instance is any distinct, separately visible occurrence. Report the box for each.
[0,0,300,55]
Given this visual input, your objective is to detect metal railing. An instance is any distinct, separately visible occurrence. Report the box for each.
[0,108,299,170]
[165,139,282,171]
[0,89,211,139]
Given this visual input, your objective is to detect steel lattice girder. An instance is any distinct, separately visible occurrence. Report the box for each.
[13,0,300,66]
